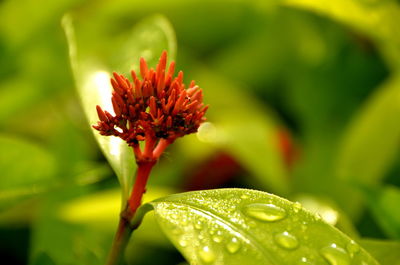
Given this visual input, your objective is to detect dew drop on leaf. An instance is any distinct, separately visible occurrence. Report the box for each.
[298,257,314,264]
[274,231,299,250]
[346,240,360,257]
[179,238,188,248]
[194,220,203,230]
[198,246,216,263]
[171,213,178,219]
[243,203,287,222]
[320,243,351,265]
[198,233,205,241]
[226,237,241,254]
[240,194,249,199]
[248,220,257,228]
[212,230,224,243]
[293,202,302,213]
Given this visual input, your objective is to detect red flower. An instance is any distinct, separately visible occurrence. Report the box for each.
[93,51,208,162]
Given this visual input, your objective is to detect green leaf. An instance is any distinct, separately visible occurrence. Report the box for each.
[56,186,174,246]
[361,185,400,239]
[293,194,359,238]
[360,239,400,265]
[180,67,290,195]
[336,74,400,186]
[147,188,379,264]
[283,0,400,69]
[62,14,177,202]
[0,134,56,200]
[31,252,57,265]
[29,188,111,265]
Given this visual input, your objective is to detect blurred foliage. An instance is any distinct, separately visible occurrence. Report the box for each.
[0,0,400,264]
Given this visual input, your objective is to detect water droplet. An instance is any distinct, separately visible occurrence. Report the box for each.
[243,203,286,222]
[198,233,205,241]
[194,220,203,230]
[171,213,178,219]
[179,238,188,247]
[227,205,236,212]
[248,221,257,228]
[226,237,241,254]
[293,202,302,213]
[346,240,360,257]
[298,257,313,264]
[198,246,216,263]
[240,194,249,199]
[315,213,322,221]
[274,231,299,250]
[320,243,351,265]
[212,231,223,243]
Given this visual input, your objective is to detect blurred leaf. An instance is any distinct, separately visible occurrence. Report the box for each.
[31,252,57,265]
[29,188,111,265]
[58,186,174,246]
[148,188,379,264]
[0,134,56,192]
[63,14,177,202]
[0,163,110,225]
[336,75,400,186]
[183,67,290,195]
[361,185,400,239]
[283,0,400,69]
[293,194,359,238]
[0,78,45,124]
[0,0,81,47]
[360,239,400,265]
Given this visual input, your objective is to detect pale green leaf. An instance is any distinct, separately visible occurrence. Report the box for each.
[360,239,400,265]
[57,186,174,246]
[283,0,400,69]
[336,74,400,186]
[148,188,379,265]
[293,194,359,238]
[62,14,177,202]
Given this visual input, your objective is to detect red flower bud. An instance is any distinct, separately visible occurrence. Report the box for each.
[93,51,208,162]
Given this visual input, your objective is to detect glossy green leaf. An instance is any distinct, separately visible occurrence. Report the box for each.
[360,239,400,265]
[283,0,400,69]
[62,14,176,202]
[361,185,400,239]
[336,75,400,186]
[147,188,379,265]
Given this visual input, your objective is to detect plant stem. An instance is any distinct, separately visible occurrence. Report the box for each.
[128,161,156,214]
[105,161,156,265]
[105,213,133,265]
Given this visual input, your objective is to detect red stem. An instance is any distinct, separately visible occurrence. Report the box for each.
[143,136,155,159]
[153,139,170,159]
[128,161,156,216]
[132,143,142,160]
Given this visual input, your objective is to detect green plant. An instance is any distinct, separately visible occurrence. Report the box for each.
[1,0,400,264]
[63,13,384,265]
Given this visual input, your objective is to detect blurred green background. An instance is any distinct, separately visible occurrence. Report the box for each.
[1,0,400,264]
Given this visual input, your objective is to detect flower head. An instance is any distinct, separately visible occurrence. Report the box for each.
[93,51,208,161]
